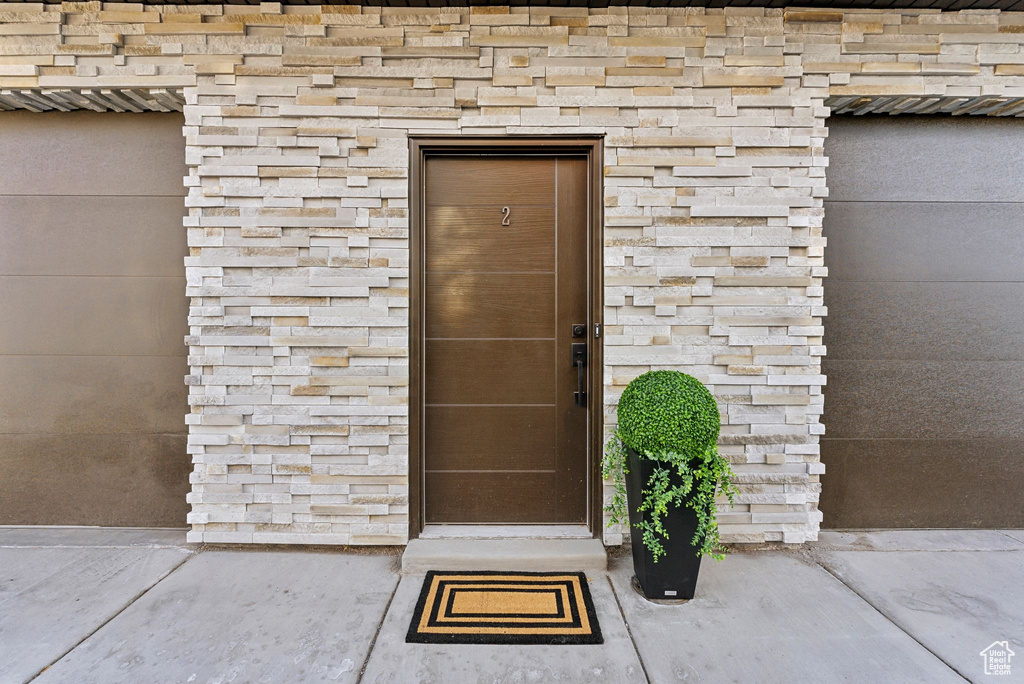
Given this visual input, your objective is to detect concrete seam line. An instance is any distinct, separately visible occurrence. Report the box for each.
[0,546,193,550]
[607,575,652,684]
[811,557,970,683]
[802,548,1024,554]
[25,550,196,684]
[995,530,1024,545]
[356,574,401,684]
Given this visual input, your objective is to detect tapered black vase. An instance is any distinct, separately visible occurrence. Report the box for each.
[625,447,703,600]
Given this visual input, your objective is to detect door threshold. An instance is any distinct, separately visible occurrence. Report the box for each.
[419,524,592,540]
[403,537,607,573]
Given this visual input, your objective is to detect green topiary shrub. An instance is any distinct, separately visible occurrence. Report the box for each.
[602,370,736,561]
[616,370,720,459]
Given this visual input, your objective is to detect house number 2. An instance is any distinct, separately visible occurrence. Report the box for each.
[501,206,511,226]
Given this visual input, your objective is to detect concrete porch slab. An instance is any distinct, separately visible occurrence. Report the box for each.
[32,550,400,684]
[609,552,962,683]
[816,546,1024,681]
[7,528,1021,683]
[0,526,188,548]
[401,538,608,574]
[0,533,192,684]
[815,529,1024,552]
[359,571,645,683]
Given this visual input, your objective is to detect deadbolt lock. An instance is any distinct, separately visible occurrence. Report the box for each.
[571,323,586,338]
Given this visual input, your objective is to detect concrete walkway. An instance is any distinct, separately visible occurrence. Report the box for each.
[1,527,1022,683]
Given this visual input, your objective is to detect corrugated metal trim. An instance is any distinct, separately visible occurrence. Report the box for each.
[6,91,1024,117]
[826,95,1024,117]
[3,0,1024,8]
[0,88,185,113]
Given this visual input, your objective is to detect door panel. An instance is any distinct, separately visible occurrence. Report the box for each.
[0,110,187,196]
[425,158,557,206]
[425,274,555,339]
[425,472,559,524]
[0,110,189,527]
[422,155,590,524]
[425,206,556,272]
[0,276,186,356]
[424,406,557,471]
[0,196,187,276]
[0,356,189,436]
[425,339,556,406]
[553,158,590,522]
[821,116,1024,528]
[0,434,189,527]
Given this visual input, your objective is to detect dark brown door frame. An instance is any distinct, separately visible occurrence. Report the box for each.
[408,136,604,540]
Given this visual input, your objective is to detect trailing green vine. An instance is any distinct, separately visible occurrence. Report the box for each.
[602,371,738,562]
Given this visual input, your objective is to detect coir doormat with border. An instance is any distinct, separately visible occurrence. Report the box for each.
[406,571,603,645]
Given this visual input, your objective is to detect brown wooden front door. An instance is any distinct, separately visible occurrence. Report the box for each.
[421,155,590,524]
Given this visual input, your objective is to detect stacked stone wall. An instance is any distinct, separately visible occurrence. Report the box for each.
[1,3,1022,544]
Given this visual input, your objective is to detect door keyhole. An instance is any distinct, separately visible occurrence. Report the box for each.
[501,206,510,226]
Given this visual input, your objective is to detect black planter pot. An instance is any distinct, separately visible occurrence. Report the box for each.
[625,446,703,600]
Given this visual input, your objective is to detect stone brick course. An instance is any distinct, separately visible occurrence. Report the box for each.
[1,3,1022,545]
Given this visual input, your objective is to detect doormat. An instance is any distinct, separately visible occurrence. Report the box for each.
[406,571,603,645]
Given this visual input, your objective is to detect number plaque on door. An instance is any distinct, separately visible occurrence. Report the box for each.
[501,206,510,226]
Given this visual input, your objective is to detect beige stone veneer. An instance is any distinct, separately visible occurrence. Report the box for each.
[1,3,1022,545]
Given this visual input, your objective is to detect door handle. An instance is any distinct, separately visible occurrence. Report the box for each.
[572,342,587,407]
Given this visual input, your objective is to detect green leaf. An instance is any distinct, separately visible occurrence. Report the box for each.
[601,371,738,561]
